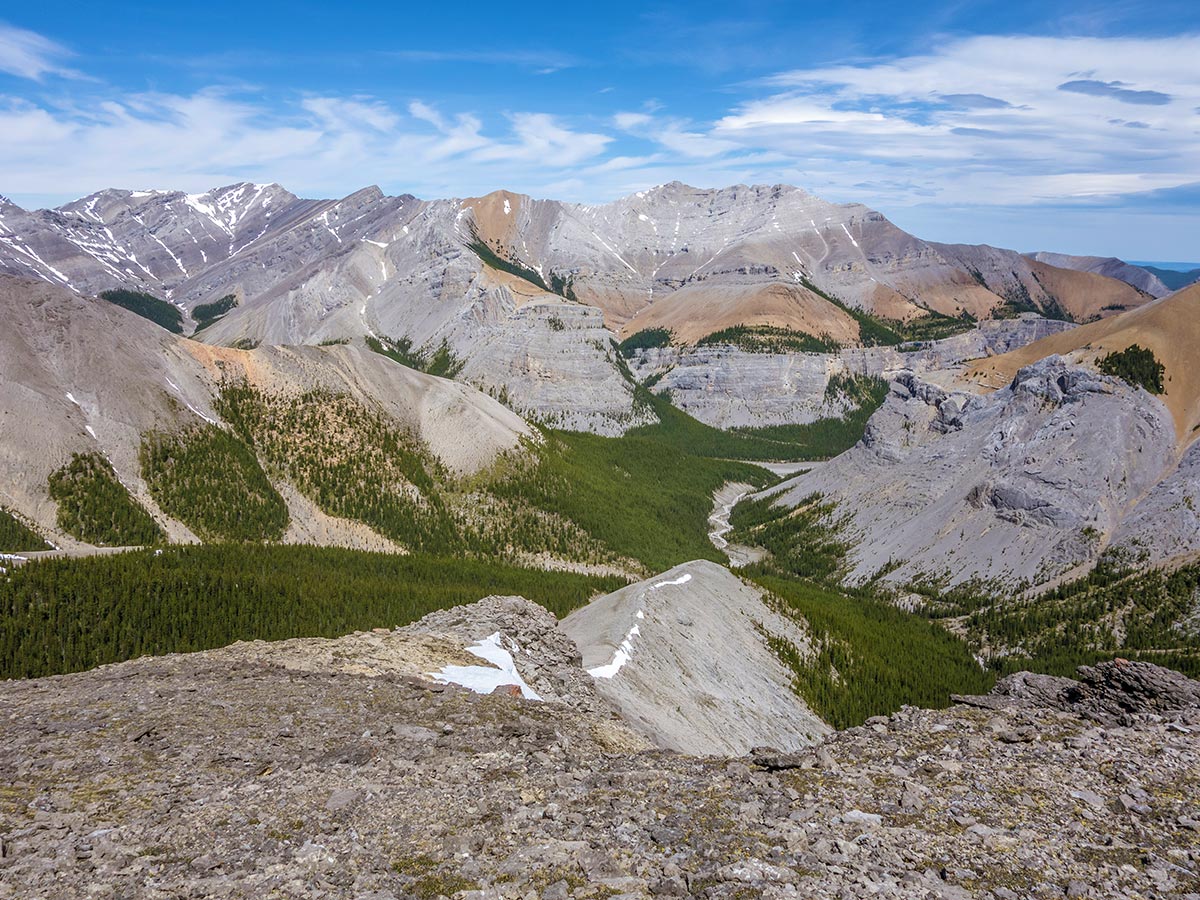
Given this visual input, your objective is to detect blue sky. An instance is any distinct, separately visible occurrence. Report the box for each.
[1,1,1198,259]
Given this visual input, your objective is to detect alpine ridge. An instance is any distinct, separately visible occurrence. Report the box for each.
[0,181,1152,434]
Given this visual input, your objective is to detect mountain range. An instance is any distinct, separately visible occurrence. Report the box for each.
[1,178,1195,586]
[0,181,1156,434]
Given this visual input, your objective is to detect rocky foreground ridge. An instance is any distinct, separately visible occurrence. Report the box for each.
[2,591,1198,900]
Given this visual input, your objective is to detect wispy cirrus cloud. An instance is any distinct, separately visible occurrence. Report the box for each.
[690,34,1200,207]
[0,89,613,201]
[0,21,79,80]
[383,48,578,73]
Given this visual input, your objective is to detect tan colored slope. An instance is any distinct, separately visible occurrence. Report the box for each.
[967,282,1200,445]
[1027,259,1150,321]
[865,281,929,321]
[910,282,1005,320]
[620,282,861,345]
[461,190,525,248]
[477,261,563,307]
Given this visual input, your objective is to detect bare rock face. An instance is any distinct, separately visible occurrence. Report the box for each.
[0,181,1152,436]
[769,356,1177,588]
[627,316,1076,429]
[629,344,842,429]
[1110,437,1200,564]
[560,559,830,755]
[459,302,653,435]
[0,184,312,296]
[0,188,651,434]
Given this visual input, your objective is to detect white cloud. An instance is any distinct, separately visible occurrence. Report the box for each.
[613,111,652,129]
[0,21,77,80]
[472,112,611,166]
[302,96,400,133]
[711,34,1200,206]
[0,90,612,203]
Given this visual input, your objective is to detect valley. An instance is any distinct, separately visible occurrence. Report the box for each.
[3,177,1200,706]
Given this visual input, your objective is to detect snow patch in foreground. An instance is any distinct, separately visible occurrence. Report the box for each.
[429,632,541,700]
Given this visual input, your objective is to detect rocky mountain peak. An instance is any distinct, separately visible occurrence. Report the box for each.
[335,184,385,206]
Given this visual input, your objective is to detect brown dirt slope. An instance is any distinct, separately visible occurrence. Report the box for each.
[461,190,524,248]
[968,282,1200,445]
[1027,259,1150,321]
[620,282,860,345]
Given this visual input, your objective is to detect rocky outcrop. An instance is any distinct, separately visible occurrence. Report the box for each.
[767,356,1177,587]
[459,302,653,435]
[1110,437,1200,564]
[208,594,640,734]
[968,283,1200,446]
[957,658,1200,725]
[560,560,829,754]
